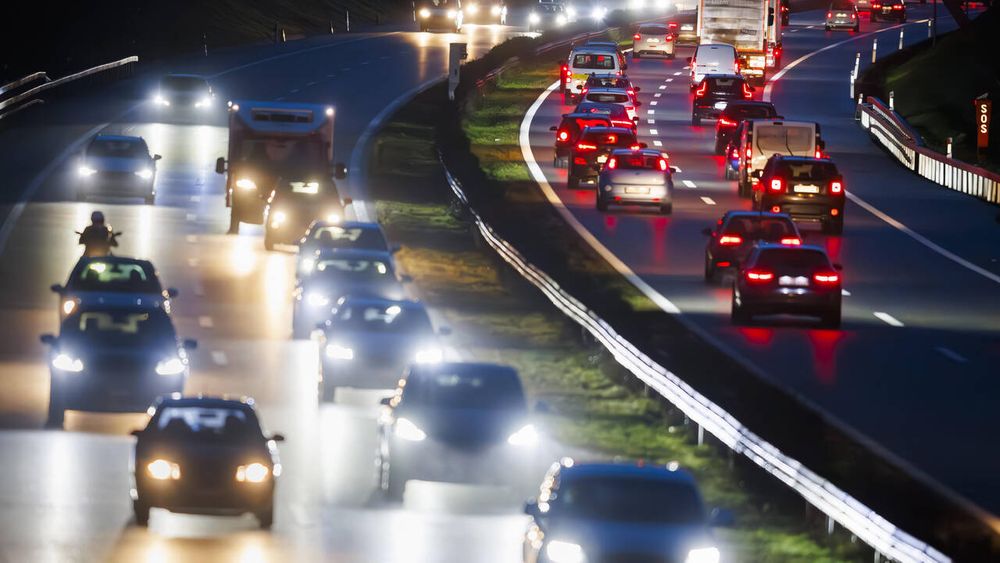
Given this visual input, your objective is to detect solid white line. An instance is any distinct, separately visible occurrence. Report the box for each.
[649,128,658,135]
[682,180,697,189]
[934,346,967,363]
[211,351,229,366]
[198,316,214,328]
[647,119,655,124]
[653,140,663,147]
[700,196,716,205]
[873,312,904,327]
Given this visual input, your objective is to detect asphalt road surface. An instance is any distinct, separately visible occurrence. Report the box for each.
[522,5,1000,516]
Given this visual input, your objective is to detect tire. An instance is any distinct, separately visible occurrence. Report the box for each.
[714,139,725,155]
[383,465,406,502]
[264,229,275,251]
[145,194,155,205]
[854,23,860,32]
[692,114,701,126]
[133,500,150,527]
[633,53,640,61]
[668,52,676,60]
[823,218,844,235]
[725,166,735,180]
[825,25,831,31]
[704,260,716,283]
[659,202,673,215]
[227,211,240,235]
[319,378,336,403]
[596,196,609,212]
[45,388,64,430]
[257,502,274,530]
[821,305,842,329]
[870,13,877,22]
[731,292,751,325]
[738,177,750,198]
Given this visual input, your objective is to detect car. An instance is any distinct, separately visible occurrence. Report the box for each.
[152,74,214,111]
[464,1,506,24]
[416,0,463,32]
[702,211,803,283]
[580,73,640,106]
[713,101,779,155]
[781,0,791,24]
[376,362,538,501]
[528,0,570,31]
[596,148,674,214]
[51,256,179,321]
[579,87,639,121]
[692,74,754,126]
[568,126,641,189]
[522,460,724,563]
[754,155,846,234]
[668,15,699,44]
[316,297,446,401]
[130,395,283,528]
[854,0,872,12]
[632,23,676,59]
[262,177,352,250]
[572,101,637,133]
[39,302,195,428]
[731,243,843,328]
[563,45,626,101]
[77,134,161,204]
[297,220,394,276]
[870,0,905,21]
[550,112,612,168]
[825,1,860,31]
[690,44,738,89]
[291,248,406,338]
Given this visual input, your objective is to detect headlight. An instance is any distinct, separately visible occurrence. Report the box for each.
[491,5,501,15]
[529,13,540,23]
[325,343,354,360]
[52,353,84,373]
[236,462,270,483]
[154,95,170,106]
[78,166,97,177]
[306,292,330,307]
[446,9,457,18]
[271,210,287,227]
[61,299,78,316]
[546,540,584,563]
[556,14,567,25]
[155,357,186,376]
[195,96,212,108]
[466,3,479,14]
[414,347,444,364]
[507,424,539,446]
[566,6,577,18]
[592,6,606,20]
[395,417,427,441]
[419,8,431,18]
[325,212,341,223]
[686,547,721,563]
[147,459,181,480]
[235,178,257,190]
[134,168,154,180]
[300,257,316,273]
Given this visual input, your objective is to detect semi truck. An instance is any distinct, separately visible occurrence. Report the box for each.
[215,101,347,234]
[697,0,782,85]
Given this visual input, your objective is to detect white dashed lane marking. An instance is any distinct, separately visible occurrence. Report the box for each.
[700,196,716,205]
[682,180,697,189]
[198,316,214,329]
[647,119,655,124]
[649,129,658,135]
[873,312,904,327]
[653,140,663,147]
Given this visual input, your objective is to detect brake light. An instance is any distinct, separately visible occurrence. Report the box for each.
[607,157,617,169]
[745,147,752,160]
[851,13,856,18]
[628,144,642,150]
[658,158,668,171]
[719,234,743,246]
[742,83,753,100]
[830,180,843,194]
[718,117,737,127]
[634,33,641,40]
[557,130,569,141]
[695,82,707,97]
[576,143,598,151]
[730,148,738,159]
[665,34,674,41]
[827,11,832,17]
[892,4,903,9]
[612,119,635,128]
[627,89,635,97]
[815,149,823,158]
[779,237,802,246]
[813,272,840,284]
[669,22,678,29]
[746,269,774,283]
[581,87,589,96]
[769,178,783,193]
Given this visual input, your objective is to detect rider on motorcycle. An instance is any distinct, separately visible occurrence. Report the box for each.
[78,211,118,257]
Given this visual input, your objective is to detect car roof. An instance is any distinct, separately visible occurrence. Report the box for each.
[585,87,629,94]
[92,134,145,143]
[314,247,394,260]
[580,126,636,135]
[559,461,698,485]
[154,394,256,410]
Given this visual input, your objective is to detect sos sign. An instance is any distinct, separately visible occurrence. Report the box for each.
[976,99,991,149]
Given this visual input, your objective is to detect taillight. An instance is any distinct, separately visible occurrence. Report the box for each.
[827,11,832,17]
[634,33,641,40]
[658,158,668,171]
[695,82,707,97]
[627,89,635,97]
[769,178,783,192]
[612,119,634,128]
[815,149,823,158]
[577,143,598,151]
[719,234,743,246]
[830,180,843,194]
[665,34,674,41]
[730,148,738,159]
[851,13,856,18]
[607,157,617,169]
[742,83,753,99]
[779,237,802,246]
[718,117,737,127]
[746,269,774,283]
[628,144,641,150]
[745,147,752,160]
[573,157,587,165]
[557,130,569,141]
[813,272,840,284]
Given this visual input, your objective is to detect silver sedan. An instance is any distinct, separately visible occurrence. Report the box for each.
[596,148,675,214]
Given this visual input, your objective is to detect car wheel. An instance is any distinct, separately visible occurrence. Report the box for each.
[596,196,609,212]
[227,211,240,235]
[319,379,336,403]
[870,13,877,21]
[383,464,406,502]
[659,202,673,215]
[692,113,701,126]
[257,501,274,529]
[45,390,64,430]
[264,229,275,251]
[738,177,750,198]
[725,166,736,180]
[825,25,831,31]
[145,193,155,205]
[668,52,675,59]
[821,305,842,329]
[704,260,716,283]
[854,23,860,32]
[731,292,751,325]
[567,176,580,190]
[133,500,150,527]
[633,53,640,61]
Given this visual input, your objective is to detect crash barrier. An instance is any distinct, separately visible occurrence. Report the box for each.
[439,155,950,563]
[858,96,1000,205]
[0,56,138,120]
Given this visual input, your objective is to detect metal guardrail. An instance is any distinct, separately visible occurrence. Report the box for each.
[0,56,138,119]
[439,154,950,563]
[0,72,49,97]
[859,96,1000,205]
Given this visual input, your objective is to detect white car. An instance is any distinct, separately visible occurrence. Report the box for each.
[632,24,676,59]
[153,74,214,111]
[77,134,161,204]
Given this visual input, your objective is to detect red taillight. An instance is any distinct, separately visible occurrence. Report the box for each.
[827,11,832,17]
[557,130,569,141]
[665,34,674,42]
[742,83,753,99]
[718,117,737,127]
[658,159,668,171]
[719,234,743,246]
[573,157,587,165]
[695,82,707,97]
[851,13,856,18]
[628,144,642,150]
[746,269,774,283]
[745,147,752,160]
[606,157,617,170]
[634,33,641,40]
[893,4,903,9]
[813,272,840,284]
[769,178,783,192]
[627,89,635,97]
[830,180,843,194]
[612,119,635,128]
[779,237,802,246]
[815,149,823,158]
[669,22,678,29]
[577,143,598,151]
[581,88,589,96]
[730,148,738,159]
[607,134,617,144]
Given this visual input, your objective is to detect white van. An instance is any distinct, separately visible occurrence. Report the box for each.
[737,120,824,197]
[565,47,625,100]
[689,44,738,89]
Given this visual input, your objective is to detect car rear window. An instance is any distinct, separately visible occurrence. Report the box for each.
[89,139,147,158]
[724,104,777,120]
[71,261,160,293]
[707,77,743,93]
[581,131,637,146]
[315,258,391,277]
[153,406,261,441]
[723,217,797,241]
[830,1,854,9]
[585,92,630,104]
[612,154,663,170]
[558,476,705,524]
[334,304,433,333]
[754,249,831,269]
[776,161,839,180]
[63,309,176,345]
[754,125,815,154]
[639,25,670,35]
[573,53,616,70]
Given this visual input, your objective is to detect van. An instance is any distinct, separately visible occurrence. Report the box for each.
[564,47,625,101]
[689,44,738,89]
[736,120,824,197]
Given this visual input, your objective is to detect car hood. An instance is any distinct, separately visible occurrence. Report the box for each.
[59,341,177,363]
[88,156,149,172]
[401,407,528,447]
[546,517,714,559]
[303,278,405,301]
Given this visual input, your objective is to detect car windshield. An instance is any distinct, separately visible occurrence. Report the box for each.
[582,131,637,147]
[334,304,433,333]
[89,139,147,159]
[69,261,160,293]
[612,154,662,170]
[558,475,706,524]
[707,77,743,93]
[315,258,391,278]
[152,406,261,442]
[639,25,670,35]
[585,92,630,104]
[573,53,615,70]
[586,76,627,89]
[724,104,777,120]
[776,161,839,180]
[723,217,797,240]
[161,76,207,92]
[755,125,814,154]
[62,309,175,346]
[311,226,388,250]
[405,370,526,410]
[754,249,832,269]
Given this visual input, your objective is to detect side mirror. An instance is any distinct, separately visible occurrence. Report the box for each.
[50,284,64,294]
[379,396,393,407]
[153,154,162,161]
[390,243,402,254]
[670,166,680,174]
[438,326,453,336]
[130,429,143,437]
[701,227,713,236]
[182,339,198,350]
[632,117,639,123]
[710,507,736,527]
[269,433,286,442]
[342,196,354,205]
[549,126,558,132]
[400,275,414,283]
[215,157,226,174]
[166,287,179,298]
[40,334,56,345]
[833,263,843,271]
[524,499,542,517]
[334,162,348,179]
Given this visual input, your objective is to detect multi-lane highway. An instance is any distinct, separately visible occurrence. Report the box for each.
[0,23,547,562]
[523,4,1000,516]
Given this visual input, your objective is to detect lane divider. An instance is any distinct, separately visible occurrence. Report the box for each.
[874,311,905,327]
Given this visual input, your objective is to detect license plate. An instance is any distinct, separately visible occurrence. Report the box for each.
[625,187,649,194]
[779,275,809,287]
[647,38,659,43]
[793,184,820,193]
[714,102,728,110]
[597,155,608,164]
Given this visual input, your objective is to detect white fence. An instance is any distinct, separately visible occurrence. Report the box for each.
[0,56,138,120]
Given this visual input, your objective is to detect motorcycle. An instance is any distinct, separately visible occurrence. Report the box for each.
[77,229,121,257]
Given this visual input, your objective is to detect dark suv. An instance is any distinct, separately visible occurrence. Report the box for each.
[568,127,640,189]
[692,74,754,126]
[551,112,613,168]
[870,0,905,22]
[755,155,846,234]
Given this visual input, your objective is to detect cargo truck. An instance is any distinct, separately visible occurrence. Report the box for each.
[697,0,782,85]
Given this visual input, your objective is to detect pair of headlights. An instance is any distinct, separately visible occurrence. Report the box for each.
[394,417,538,446]
[546,540,719,563]
[146,459,271,483]
[324,343,443,365]
[77,166,153,179]
[51,353,185,375]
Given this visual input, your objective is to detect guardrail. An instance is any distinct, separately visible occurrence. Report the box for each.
[858,96,1000,205]
[0,56,138,120]
[439,154,950,563]
[0,72,49,96]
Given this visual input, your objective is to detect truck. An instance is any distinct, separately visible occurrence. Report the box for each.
[215,100,347,234]
[697,0,783,85]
